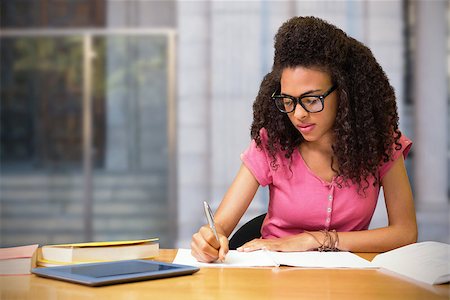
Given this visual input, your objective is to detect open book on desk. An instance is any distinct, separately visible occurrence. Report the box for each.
[173,248,374,269]
[174,241,450,285]
[371,241,449,285]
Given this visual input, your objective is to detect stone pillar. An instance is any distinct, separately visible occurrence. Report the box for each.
[413,0,448,241]
[176,1,212,246]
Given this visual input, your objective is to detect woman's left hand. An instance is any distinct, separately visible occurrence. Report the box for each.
[236,232,320,252]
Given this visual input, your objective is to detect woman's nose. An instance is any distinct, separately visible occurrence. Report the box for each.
[293,103,309,119]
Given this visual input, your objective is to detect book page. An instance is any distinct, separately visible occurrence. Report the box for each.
[371,241,450,285]
[270,251,375,268]
[173,249,374,269]
[173,249,276,268]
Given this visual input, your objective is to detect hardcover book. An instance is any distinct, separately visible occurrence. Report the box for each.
[39,238,158,265]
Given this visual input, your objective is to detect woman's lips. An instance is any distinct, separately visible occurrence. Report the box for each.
[297,123,315,134]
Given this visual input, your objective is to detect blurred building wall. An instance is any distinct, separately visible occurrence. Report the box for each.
[413,0,448,243]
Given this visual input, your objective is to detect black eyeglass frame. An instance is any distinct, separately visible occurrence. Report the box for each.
[271,85,337,113]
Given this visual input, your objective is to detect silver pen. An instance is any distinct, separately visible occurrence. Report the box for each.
[203,201,220,242]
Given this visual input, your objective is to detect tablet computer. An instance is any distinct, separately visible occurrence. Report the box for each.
[32,260,200,287]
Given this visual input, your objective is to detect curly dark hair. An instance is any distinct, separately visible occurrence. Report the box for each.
[250,16,401,189]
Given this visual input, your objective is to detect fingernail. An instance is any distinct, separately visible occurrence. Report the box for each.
[236,247,242,251]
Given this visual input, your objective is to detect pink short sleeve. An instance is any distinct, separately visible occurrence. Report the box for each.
[378,134,412,180]
[240,129,273,186]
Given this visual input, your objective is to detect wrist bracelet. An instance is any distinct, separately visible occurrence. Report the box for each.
[304,229,339,252]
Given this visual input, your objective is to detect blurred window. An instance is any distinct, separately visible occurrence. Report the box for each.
[0,1,177,248]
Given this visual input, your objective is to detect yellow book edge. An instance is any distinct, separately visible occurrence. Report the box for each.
[42,238,159,248]
[36,249,158,267]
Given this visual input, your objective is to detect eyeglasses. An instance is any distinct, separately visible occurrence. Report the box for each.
[272,85,337,113]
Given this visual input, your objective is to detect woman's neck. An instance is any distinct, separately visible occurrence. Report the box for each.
[301,134,335,156]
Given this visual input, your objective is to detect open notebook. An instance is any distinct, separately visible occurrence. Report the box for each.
[174,249,374,269]
[174,242,450,285]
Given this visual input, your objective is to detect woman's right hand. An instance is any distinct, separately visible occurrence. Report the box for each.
[191,224,229,263]
[190,163,259,263]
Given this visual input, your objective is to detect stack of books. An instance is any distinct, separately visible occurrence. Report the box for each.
[37,238,159,267]
[0,244,39,275]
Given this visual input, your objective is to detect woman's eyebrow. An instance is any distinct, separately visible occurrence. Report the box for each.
[281,89,322,97]
[300,89,322,96]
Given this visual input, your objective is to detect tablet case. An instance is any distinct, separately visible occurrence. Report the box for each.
[32,259,199,286]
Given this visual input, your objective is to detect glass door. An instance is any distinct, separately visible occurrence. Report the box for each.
[0,30,176,248]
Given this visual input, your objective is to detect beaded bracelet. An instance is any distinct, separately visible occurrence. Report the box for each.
[304,229,340,252]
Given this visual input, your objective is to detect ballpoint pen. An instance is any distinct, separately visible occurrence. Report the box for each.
[203,201,220,242]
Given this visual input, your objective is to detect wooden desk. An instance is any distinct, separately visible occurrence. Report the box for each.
[1,250,448,300]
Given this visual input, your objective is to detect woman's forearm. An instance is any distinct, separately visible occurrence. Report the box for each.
[331,225,418,252]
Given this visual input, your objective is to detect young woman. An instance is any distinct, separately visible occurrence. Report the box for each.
[191,16,417,263]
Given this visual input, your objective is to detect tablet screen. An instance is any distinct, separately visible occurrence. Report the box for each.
[32,260,200,286]
[68,260,178,278]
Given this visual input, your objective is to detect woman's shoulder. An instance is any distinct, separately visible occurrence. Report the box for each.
[258,127,269,143]
[246,127,293,165]
[378,132,412,180]
[256,128,290,158]
[389,132,412,161]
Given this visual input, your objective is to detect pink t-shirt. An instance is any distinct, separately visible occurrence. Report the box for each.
[241,129,412,239]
